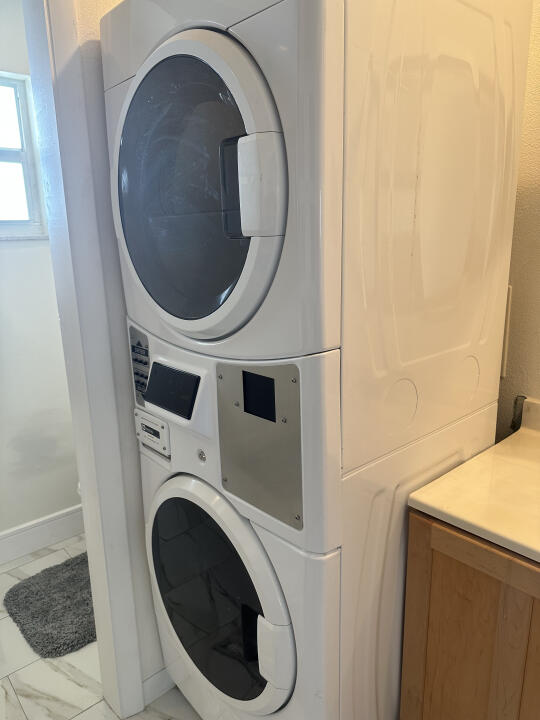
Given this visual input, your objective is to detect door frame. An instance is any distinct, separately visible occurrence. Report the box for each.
[22,1,150,716]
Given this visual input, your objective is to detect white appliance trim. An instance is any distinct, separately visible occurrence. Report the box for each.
[142,668,175,706]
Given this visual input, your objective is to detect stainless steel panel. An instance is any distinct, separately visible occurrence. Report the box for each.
[217,363,303,529]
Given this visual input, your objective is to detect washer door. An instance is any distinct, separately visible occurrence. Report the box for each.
[113,29,287,340]
[146,475,296,715]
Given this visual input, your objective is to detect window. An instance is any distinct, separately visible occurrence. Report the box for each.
[0,73,46,238]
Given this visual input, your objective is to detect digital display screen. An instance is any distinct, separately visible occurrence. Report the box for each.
[144,363,200,420]
[242,371,276,422]
[141,423,160,439]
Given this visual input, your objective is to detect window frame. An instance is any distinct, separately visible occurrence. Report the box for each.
[0,71,46,239]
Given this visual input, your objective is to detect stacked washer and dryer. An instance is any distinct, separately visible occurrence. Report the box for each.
[101,1,532,719]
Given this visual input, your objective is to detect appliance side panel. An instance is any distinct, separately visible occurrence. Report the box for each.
[341,0,533,473]
[340,403,497,720]
[134,454,169,681]
[307,0,345,353]
[104,81,154,340]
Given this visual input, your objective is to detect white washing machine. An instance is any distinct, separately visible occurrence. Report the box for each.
[100,1,532,719]
[135,327,342,719]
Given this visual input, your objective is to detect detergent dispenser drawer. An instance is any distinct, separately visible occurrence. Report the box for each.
[217,363,302,529]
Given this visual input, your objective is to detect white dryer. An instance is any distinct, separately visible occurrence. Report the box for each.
[102,0,342,360]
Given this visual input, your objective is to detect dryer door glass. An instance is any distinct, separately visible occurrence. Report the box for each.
[152,497,267,701]
[118,56,250,321]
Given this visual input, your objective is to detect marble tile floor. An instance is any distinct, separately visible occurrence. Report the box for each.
[0,535,200,720]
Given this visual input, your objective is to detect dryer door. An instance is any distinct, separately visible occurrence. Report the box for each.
[113,29,287,341]
[146,475,296,715]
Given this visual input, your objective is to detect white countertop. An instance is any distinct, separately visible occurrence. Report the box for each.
[409,399,540,563]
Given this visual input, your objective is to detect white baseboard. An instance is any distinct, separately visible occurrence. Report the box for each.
[0,504,84,565]
[142,668,175,706]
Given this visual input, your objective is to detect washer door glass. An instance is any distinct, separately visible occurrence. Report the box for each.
[118,55,250,321]
[152,497,267,701]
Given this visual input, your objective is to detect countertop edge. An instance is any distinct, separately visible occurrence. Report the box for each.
[408,498,540,565]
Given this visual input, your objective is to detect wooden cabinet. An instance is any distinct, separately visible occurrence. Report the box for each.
[400,511,540,720]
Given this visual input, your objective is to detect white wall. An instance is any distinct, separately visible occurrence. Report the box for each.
[0,0,30,75]
[497,0,540,440]
[0,240,79,532]
[0,0,78,533]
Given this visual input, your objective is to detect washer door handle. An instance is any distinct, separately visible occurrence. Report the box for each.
[237,132,287,237]
[257,615,296,691]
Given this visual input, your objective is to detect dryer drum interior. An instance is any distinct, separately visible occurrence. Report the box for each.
[118,55,251,321]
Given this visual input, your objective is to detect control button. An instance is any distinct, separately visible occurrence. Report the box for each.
[131,346,148,357]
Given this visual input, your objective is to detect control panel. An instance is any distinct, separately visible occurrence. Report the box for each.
[144,363,200,420]
[129,326,149,405]
[134,410,170,458]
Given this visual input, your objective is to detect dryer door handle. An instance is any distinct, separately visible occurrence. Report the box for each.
[237,132,287,238]
[257,615,296,691]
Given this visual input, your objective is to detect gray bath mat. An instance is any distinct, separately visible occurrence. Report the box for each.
[4,552,96,657]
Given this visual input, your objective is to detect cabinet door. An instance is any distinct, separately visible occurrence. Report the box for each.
[400,512,540,720]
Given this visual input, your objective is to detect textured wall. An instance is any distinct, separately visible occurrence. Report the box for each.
[74,0,122,45]
[497,0,540,440]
